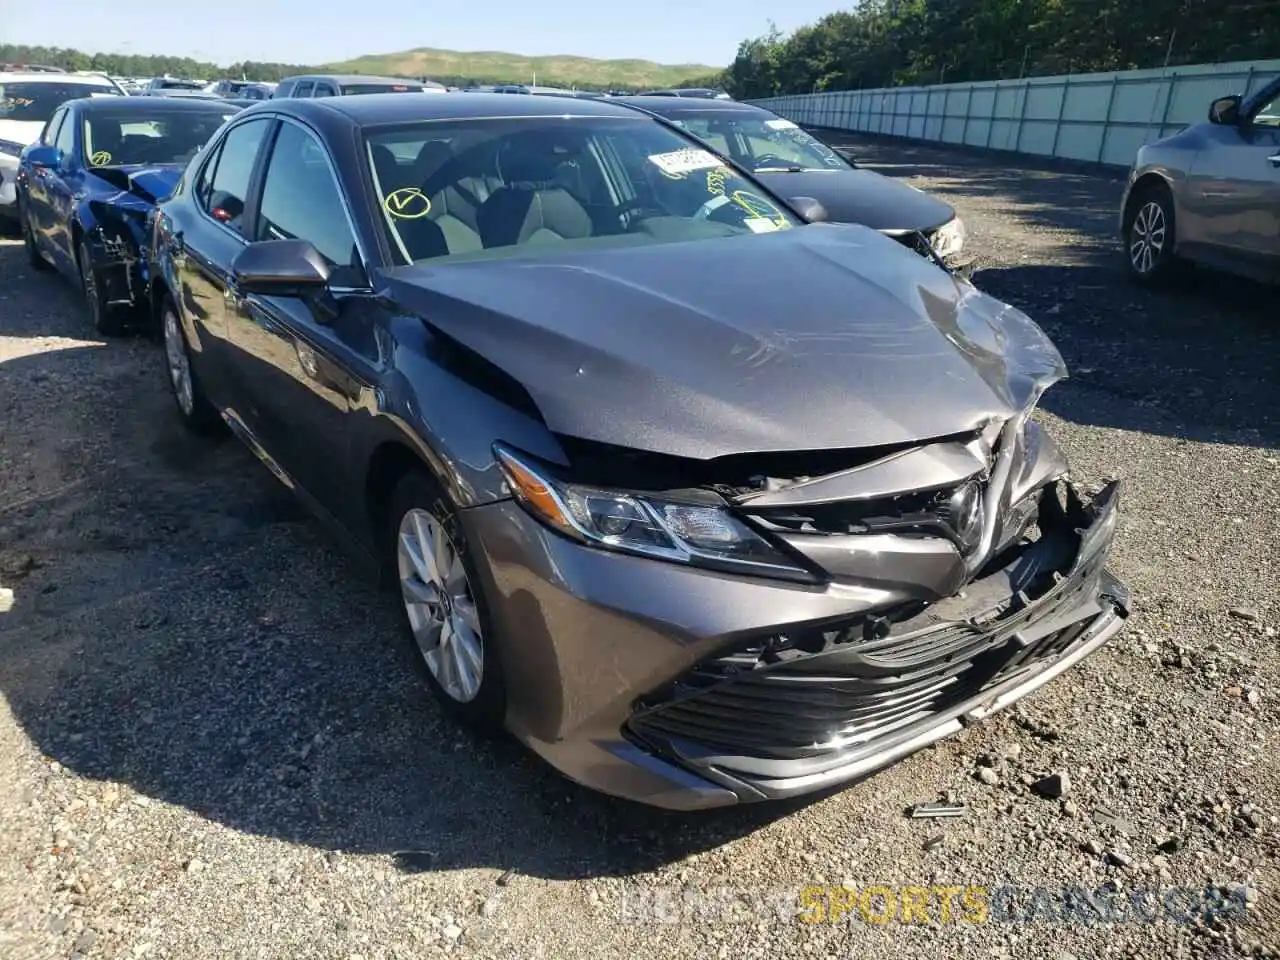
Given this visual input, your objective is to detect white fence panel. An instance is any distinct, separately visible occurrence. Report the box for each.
[749,59,1280,168]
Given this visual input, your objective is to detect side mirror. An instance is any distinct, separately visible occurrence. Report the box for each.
[1209,94,1241,125]
[837,148,859,167]
[231,239,332,298]
[25,144,60,169]
[788,196,829,223]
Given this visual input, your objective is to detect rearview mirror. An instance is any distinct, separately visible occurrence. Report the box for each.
[231,239,332,297]
[25,145,60,169]
[788,196,829,223]
[1209,94,1241,125]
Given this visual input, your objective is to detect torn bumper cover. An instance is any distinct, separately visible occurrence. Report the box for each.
[465,471,1128,810]
[88,230,148,309]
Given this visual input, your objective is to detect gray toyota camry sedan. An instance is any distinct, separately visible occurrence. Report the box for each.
[149,93,1129,810]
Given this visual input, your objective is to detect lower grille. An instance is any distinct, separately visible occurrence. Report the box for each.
[630,545,1108,762]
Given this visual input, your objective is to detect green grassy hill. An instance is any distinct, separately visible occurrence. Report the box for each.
[325,46,721,88]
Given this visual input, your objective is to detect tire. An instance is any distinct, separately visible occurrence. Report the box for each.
[79,238,127,335]
[159,295,222,434]
[20,202,49,271]
[1123,184,1177,285]
[387,469,507,733]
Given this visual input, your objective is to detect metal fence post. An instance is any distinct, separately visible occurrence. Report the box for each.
[1049,74,1070,159]
[961,84,974,144]
[1097,73,1120,163]
[1156,70,1178,138]
[1014,79,1031,152]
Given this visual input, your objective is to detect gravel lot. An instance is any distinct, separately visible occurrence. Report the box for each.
[1,133,1277,960]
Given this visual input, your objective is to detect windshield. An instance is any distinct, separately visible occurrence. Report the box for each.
[365,116,798,265]
[0,82,119,123]
[157,79,204,90]
[342,83,424,95]
[83,108,237,167]
[671,113,853,173]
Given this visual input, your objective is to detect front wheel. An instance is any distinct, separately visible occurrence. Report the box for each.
[160,296,222,434]
[1124,187,1177,285]
[79,238,127,335]
[388,469,507,732]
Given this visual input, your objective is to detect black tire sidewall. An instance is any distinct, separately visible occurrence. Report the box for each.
[1125,188,1176,284]
[386,469,507,732]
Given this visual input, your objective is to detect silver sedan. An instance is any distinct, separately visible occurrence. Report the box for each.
[1120,75,1280,285]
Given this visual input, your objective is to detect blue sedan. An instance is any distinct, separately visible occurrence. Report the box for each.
[16,95,242,333]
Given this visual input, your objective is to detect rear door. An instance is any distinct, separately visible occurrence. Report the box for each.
[226,117,379,514]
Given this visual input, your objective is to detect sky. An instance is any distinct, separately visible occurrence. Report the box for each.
[1,1,848,68]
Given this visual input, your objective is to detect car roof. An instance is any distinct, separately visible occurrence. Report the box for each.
[616,96,769,118]
[275,91,649,126]
[282,74,431,86]
[0,71,116,85]
[75,95,238,113]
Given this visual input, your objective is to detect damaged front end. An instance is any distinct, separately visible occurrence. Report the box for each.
[490,359,1128,804]
[82,166,176,314]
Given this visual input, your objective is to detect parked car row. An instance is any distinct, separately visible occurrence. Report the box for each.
[6,89,1130,811]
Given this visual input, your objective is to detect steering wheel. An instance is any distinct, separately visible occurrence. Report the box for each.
[616,198,663,228]
[753,154,797,170]
[693,195,734,221]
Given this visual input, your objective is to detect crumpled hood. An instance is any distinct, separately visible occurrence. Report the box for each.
[381,223,1065,460]
[91,164,184,207]
[759,168,956,233]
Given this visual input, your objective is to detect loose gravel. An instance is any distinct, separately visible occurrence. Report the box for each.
[1,133,1277,959]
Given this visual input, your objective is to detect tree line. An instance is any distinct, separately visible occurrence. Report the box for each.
[719,0,1280,99]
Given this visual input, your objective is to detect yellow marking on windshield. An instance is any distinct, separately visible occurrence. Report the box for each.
[90,151,112,166]
[384,187,431,219]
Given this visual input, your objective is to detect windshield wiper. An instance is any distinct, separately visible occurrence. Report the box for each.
[754,165,807,173]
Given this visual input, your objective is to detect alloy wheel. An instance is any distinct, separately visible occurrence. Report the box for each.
[1129,200,1167,275]
[163,307,195,417]
[396,508,484,703]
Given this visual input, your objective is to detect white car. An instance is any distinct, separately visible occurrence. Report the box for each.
[0,71,125,221]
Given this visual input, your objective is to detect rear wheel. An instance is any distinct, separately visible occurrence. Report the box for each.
[387,469,506,732]
[20,201,48,271]
[79,238,127,335]
[1124,185,1177,285]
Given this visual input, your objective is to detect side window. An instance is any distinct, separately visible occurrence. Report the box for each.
[54,110,77,159]
[256,122,363,285]
[1253,90,1280,129]
[294,81,315,98]
[43,109,65,146]
[313,84,336,98]
[199,117,272,236]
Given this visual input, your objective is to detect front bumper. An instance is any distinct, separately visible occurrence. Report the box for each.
[464,478,1128,810]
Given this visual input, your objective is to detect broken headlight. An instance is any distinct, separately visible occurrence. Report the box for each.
[494,444,818,582]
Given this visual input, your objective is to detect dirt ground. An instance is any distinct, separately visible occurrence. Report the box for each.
[1,134,1277,959]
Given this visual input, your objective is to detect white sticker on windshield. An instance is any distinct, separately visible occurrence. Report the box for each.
[742,217,782,234]
[647,148,723,176]
[765,118,798,130]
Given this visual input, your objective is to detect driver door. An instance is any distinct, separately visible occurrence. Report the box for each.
[1185,80,1280,262]
[225,118,380,517]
